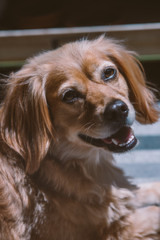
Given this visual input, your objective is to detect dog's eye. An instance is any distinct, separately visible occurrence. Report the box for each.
[102,67,117,81]
[62,90,81,103]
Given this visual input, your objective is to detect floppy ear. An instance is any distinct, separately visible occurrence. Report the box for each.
[1,66,53,174]
[102,38,159,124]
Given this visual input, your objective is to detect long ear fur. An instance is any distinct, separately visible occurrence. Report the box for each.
[1,66,53,174]
[99,37,159,124]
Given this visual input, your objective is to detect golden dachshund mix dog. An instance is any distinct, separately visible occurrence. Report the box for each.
[0,36,160,240]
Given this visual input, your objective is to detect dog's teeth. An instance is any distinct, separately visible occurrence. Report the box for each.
[112,139,119,145]
[112,134,134,147]
[119,142,127,147]
[127,134,134,144]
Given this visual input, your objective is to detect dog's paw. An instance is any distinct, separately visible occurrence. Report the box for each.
[127,206,160,239]
[134,182,160,207]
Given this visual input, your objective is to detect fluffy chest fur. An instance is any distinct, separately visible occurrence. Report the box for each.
[0,147,134,240]
[29,149,134,240]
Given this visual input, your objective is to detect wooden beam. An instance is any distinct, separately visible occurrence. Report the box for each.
[0,23,160,61]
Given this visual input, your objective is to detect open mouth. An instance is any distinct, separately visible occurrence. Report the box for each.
[79,126,137,153]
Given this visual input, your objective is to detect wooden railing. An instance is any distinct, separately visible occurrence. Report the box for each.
[0,23,160,65]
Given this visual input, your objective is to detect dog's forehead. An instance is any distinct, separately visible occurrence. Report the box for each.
[51,44,114,81]
[53,59,116,96]
[45,40,118,95]
[49,40,111,69]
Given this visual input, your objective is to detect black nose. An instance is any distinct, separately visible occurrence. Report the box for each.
[104,100,129,123]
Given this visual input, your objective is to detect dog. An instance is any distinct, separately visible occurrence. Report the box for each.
[0,36,160,240]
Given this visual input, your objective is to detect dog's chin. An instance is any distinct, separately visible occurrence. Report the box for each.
[78,126,137,153]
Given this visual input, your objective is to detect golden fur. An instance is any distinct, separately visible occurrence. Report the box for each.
[0,36,160,240]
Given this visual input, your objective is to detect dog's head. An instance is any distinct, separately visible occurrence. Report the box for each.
[1,36,159,173]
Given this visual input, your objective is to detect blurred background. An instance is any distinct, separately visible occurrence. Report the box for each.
[0,0,160,29]
[0,0,160,183]
[0,0,160,90]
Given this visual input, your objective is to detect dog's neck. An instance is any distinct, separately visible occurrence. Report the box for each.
[50,137,113,163]
[36,139,133,194]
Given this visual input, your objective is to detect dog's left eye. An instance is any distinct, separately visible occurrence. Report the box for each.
[102,67,117,81]
[62,90,81,103]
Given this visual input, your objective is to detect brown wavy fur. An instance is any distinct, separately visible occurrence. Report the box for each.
[0,36,159,240]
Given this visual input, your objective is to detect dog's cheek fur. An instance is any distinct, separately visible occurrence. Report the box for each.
[48,98,85,137]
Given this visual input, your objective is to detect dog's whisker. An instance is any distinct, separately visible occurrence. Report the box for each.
[79,122,93,133]
[81,122,96,136]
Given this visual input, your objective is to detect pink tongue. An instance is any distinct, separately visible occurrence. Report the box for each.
[103,126,132,144]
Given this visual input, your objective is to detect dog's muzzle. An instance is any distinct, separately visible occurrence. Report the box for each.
[79,100,137,153]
